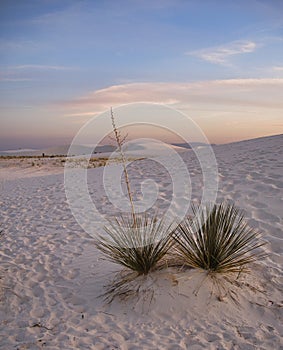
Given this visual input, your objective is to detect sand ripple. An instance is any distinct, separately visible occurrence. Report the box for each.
[0,135,282,349]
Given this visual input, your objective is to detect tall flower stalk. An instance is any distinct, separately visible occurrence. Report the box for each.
[110,107,137,227]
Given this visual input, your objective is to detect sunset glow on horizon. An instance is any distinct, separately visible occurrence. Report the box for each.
[1,0,283,150]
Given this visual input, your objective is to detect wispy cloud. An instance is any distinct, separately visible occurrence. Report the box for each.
[0,70,31,82]
[0,64,78,83]
[0,77,34,82]
[0,39,44,51]
[273,66,283,71]
[11,65,77,71]
[61,78,283,113]
[63,111,97,117]
[60,79,283,143]
[187,40,257,65]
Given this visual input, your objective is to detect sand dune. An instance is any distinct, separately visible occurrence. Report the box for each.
[0,134,282,349]
[0,144,106,157]
[0,141,191,157]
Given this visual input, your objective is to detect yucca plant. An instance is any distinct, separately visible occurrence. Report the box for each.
[95,109,176,276]
[173,202,266,274]
[95,213,175,275]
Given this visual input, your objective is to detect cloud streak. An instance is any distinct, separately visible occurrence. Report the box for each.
[11,65,77,71]
[0,39,39,50]
[63,79,283,112]
[60,78,283,144]
[0,65,78,83]
[187,41,257,65]
[0,77,34,82]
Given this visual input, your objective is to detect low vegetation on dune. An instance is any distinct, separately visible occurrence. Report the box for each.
[95,213,174,275]
[0,155,111,169]
[172,202,266,274]
[94,109,267,304]
[0,155,66,159]
[95,202,266,302]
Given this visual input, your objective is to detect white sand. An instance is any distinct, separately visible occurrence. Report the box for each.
[0,134,282,349]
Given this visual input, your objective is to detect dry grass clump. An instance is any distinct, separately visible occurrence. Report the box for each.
[96,202,266,303]
[172,202,266,274]
[95,213,175,275]
[95,212,176,304]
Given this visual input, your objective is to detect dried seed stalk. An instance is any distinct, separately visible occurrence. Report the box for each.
[110,107,137,226]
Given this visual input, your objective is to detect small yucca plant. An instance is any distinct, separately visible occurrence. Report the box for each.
[173,202,266,274]
[95,213,175,275]
[95,109,175,276]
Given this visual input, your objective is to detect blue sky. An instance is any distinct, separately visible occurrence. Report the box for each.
[0,0,283,149]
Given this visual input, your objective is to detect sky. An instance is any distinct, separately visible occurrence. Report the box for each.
[0,0,283,150]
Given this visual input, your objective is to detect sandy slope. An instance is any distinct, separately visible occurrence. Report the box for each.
[0,135,282,349]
